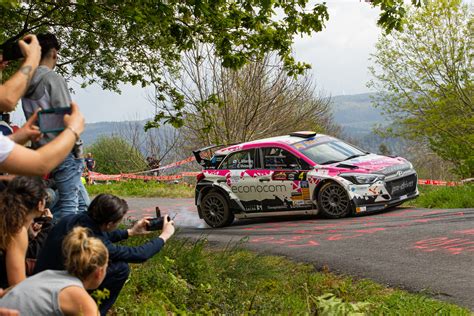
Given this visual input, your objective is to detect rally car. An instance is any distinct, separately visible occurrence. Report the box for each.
[193,131,418,227]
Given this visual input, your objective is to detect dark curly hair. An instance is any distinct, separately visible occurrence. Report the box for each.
[0,176,47,250]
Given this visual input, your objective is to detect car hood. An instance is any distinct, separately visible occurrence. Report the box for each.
[325,154,412,175]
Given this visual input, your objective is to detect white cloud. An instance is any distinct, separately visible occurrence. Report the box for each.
[293,1,381,95]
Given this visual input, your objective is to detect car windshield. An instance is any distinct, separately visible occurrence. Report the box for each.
[298,140,367,165]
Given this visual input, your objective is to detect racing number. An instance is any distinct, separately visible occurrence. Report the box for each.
[298,171,307,181]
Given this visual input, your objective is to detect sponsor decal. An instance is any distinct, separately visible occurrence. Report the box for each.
[301,181,310,199]
[245,204,263,211]
[391,180,415,195]
[293,143,306,150]
[380,163,410,175]
[273,172,287,180]
[271,171,307,181]
[231,184,287,194]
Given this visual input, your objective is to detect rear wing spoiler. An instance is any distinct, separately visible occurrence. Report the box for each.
[192,144,220,168]
[192,143,237,169]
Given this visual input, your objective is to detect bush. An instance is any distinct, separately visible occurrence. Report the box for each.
[86,136,148,174]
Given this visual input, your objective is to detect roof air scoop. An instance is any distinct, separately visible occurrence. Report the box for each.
[289,131,317,138]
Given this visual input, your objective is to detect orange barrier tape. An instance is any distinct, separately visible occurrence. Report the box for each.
[418,179,461,186]
[88,171,200,182]
[132,156,196,175]
[88,172,122,181]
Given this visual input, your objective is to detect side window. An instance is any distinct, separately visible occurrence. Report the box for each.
[262,147,302,170]
[219,149,255,169]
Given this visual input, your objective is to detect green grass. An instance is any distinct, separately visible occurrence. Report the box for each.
[86,180,194,198]
[405,184,474,209]
[111,234,471,315]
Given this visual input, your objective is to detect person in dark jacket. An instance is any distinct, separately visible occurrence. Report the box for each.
[34,193,175,315]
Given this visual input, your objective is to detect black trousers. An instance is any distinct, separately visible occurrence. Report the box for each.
[94,261,130,315]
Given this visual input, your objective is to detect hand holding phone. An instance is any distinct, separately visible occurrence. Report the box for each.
[38,107,72,133]
[9,109,42,145]
[63,102,85,136]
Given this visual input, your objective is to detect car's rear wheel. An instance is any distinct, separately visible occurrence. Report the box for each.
[201,191,234,227]
[317,182,351,218]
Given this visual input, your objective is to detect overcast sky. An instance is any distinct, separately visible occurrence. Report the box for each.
[12,0,382,124]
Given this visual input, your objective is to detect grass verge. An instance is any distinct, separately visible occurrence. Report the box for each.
[86,180,194,198]
[111,234,470,315]
[405,184,473,209]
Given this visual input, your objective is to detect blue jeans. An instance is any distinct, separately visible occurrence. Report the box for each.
[51,154,90,220]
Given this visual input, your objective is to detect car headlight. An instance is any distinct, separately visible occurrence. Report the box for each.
[340,173,385,184]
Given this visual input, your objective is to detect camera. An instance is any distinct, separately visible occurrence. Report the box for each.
[1,33,59,62]
[1,38,32,61]
[146,215,170,231]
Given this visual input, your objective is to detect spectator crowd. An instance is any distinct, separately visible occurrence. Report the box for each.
[0,33,176,315]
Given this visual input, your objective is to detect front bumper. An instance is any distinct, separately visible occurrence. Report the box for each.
[349,172,419,214]
[353,190,419,214]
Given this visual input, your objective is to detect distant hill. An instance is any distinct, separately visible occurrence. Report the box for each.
[329,93,407,155]
[330,93,389,134]
[82,93,400,154]
[81,121,125,147]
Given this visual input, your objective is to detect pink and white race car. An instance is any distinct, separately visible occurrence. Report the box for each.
[193,131,418,227]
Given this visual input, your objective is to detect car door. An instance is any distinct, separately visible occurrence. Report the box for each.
[217,149,265,212]
[260,146,313,211]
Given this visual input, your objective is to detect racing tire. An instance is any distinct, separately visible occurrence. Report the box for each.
[201,191,234,228]
[317,182,351,219]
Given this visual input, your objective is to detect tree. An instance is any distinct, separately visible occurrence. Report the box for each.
[87,136,148,174]
[368,0,473,177]
[1,1,421,127]
[161,47,340,147]
[115,119,185,168]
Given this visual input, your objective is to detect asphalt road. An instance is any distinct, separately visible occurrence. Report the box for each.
[126,198,474,310]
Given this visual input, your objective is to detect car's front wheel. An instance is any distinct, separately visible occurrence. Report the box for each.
[201,191,234,227]
[317,182,352,218]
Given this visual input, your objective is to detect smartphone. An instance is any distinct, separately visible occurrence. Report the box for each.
[37,107,71,133]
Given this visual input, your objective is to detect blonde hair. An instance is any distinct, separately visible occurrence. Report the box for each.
[62,227,108,281]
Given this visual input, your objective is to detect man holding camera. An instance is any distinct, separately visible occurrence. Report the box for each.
[21,33,89,220]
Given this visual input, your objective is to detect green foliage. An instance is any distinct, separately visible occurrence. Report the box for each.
[86,136,147,174]
[369,0,474,177]
[406,184,474,209]
[368,0,423,33]
[86,180,194,198]
[0,0,328,127]
[90,289,110,308]
[113,236,470,314]
[314,293,370,315]
[1,1,419,128]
